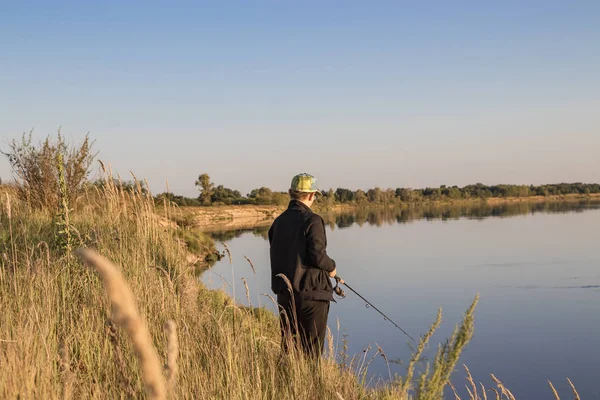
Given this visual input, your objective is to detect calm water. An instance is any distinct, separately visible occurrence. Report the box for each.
[203,202,600,399]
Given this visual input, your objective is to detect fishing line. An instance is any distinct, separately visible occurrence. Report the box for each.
[334,275,416,342]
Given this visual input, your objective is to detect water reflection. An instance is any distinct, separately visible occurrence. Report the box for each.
[209,200,600,240]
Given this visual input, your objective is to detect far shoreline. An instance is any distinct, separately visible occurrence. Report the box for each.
[168,193,600,232]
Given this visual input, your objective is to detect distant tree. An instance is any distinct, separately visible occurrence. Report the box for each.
[354,189,368,204]
[447,186,462,200]
[517,185,530,197]
[422,187,442,200]
[195,173,214,205]
[558,183,573,195]
[271,192,290,206]
[248,187,274,205]
[211,185,242,205]
[324,188,335,207]
[396,188,416,202]
[367,187,382,203]
[335,188,354,203]
[155,192,202,207]
[383,188,396,204]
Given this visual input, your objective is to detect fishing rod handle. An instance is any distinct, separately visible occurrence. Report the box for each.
[333,275,346,298]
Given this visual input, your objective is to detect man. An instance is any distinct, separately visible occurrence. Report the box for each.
[268,173,338,357]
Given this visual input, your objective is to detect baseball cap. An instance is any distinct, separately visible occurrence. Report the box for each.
[290,173,322,194]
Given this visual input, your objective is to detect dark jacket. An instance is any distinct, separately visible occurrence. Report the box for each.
[268,200,336,301]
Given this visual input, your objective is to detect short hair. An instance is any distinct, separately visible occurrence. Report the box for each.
[289,189,312,201]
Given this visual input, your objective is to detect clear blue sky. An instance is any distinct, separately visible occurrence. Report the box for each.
[1,1,599,196]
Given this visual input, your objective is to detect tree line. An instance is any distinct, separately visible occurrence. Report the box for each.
[3,134,597,210]
[155,174,600,207]
[155,173,291,207]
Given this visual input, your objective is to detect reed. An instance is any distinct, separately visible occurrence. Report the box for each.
[448,370,581,400]
[244,255,257,274]
[164,320,178,395]
[76,248,166,400]
[567,378,581,400]
[548,380,561,400]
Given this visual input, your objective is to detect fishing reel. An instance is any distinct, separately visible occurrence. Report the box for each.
[333,275,346,298]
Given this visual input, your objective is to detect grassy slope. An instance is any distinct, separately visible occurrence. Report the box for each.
[1,180,572,399]
[0,183,399,399]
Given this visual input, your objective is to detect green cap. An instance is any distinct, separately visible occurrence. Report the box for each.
[290,173,322,194]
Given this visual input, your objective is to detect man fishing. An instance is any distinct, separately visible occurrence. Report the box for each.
[268,173,339,357]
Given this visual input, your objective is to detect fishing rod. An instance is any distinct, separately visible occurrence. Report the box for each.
[334,275,416,343]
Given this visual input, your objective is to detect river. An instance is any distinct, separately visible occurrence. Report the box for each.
[202,201,600,398]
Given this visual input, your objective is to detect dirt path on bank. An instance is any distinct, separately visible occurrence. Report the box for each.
[179,204,357,232]
[185,205,284,232]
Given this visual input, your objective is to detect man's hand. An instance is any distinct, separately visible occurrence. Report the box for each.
[329,269,344,284]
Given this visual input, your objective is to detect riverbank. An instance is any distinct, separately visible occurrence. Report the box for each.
[1,179,484,399]
[170,193,600,232]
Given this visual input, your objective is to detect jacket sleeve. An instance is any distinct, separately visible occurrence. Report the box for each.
[305,215,336,272]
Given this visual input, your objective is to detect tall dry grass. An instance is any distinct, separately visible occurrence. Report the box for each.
[0,172,368,399]
[0,172,582,399]
[76,248,166,399]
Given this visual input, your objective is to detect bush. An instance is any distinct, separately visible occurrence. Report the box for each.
[2,132,96,210]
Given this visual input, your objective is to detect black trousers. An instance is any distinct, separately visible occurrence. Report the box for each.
[277,292,330,357]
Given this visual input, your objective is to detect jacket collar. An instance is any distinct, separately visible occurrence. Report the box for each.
[288,199,312,212]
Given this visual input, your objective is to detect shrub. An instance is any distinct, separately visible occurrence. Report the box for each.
[2,131,96,210]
